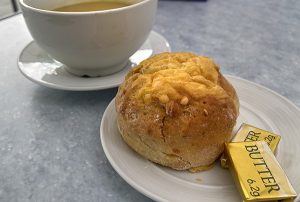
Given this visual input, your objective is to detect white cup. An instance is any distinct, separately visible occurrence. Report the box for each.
[20,0,157,77]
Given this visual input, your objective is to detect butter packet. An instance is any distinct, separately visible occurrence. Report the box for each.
[221,123,281,168]
[225,141,297,202]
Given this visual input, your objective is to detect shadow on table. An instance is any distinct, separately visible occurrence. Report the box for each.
[31,86,118,109]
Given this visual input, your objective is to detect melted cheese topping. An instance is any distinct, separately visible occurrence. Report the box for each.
[189,163,214,172]
[128,53,228,104]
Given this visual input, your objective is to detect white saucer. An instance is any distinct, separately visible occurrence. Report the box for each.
[100,75,300,202]
[17,31,171,91]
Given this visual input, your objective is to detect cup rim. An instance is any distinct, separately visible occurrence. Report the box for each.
[19,0,154,15]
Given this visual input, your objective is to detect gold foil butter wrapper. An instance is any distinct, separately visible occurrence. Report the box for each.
[221,123,281,168]
[225,141,297,202]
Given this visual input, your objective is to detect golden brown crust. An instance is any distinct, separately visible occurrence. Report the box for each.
[116,52,239,170]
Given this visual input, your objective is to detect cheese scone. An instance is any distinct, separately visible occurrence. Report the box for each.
[116,52,239,171]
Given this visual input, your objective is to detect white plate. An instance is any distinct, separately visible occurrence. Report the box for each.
[17,31,171,91]
[100,75,300,202]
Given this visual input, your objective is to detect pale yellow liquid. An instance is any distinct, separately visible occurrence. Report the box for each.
[54,1,130,12]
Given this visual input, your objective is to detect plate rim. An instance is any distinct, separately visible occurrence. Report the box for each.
[17,31,171,91]
[100,75,300,202]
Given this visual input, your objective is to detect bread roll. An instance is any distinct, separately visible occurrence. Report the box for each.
[116,52,239,171]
